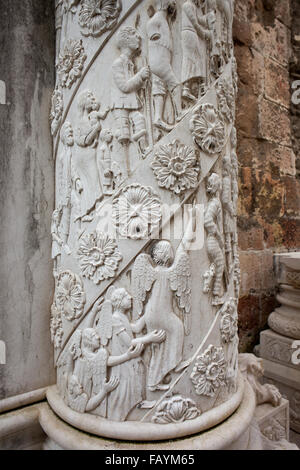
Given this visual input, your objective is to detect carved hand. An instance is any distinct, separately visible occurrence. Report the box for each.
[140,66,150,81]
[104,376,119,393]
[149,329,166,344]
[127,343,144,359]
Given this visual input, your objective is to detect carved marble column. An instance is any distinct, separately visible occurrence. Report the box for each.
[260,253,300,440]
[41,0,294,449]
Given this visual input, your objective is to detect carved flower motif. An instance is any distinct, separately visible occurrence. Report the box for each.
[57,39,87,88]
[55,270,86,321]
[78,0,122,37]
[77,231,123,283]
[152,395,200,424]
[50,87,63,136]
[190,104,225,155]
[216,77,235,123]
[50,303,64,349]
[190,345,226,397]
[151,140,200,195]
[113,184,162,240]
[220,298,238,344]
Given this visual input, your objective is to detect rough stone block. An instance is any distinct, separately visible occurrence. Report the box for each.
[258,98,292,146]
[265,58,290,108]
[235,45,264,96]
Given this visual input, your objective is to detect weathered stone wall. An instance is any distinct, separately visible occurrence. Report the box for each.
[233,0,300,351]
[0,0,56,400]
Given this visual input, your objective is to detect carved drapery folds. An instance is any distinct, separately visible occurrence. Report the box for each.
[50,0,241,439]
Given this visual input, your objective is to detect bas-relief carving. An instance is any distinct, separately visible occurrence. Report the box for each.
[112,184,162,240]
[239,354,282,407]
[190,344,226,397]
[152,395,200,424]
[78,0,122,37]
[151,140,200,195]
[57,39,87,89]
[51,0,240,430]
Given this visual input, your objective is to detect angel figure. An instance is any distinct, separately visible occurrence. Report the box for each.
[92,287,166,421]
[131,207,197,392]
[67,314,144,416]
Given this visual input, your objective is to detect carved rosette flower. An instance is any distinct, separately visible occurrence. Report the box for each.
[50,303,64,349]
[78,0,122,37]
[190,345,226,397]
[77,231,123,284]
[152,395,200,424]
[112,184,162,240]
[190,104,225,155]
[220,299,238,344]
[216,77,235,123]
[50,87,63,136]
[57,39,87,88]
[55,270,86,321]
[151,140,200,195]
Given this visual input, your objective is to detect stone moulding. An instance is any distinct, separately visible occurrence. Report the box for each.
[38,379,255,450]
[45,374,244,442]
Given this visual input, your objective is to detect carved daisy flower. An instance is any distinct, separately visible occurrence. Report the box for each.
[57,39,87,89]
[220,299,238,344]
[190,104,225,155]
[78,0,122,37]
[77,231,123,284]
[113,184,161,240]
[151,140,200,195]
[55,270,86,321]
[190,345,226,397]
[152,395,200,424]
[50,87,63,136]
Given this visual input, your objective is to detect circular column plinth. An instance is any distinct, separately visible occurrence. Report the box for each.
[268,284,300,339]
[39,378,256,450]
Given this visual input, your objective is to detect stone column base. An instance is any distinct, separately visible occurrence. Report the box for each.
[38,380,296,450]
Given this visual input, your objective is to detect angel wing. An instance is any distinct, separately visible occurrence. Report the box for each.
[93,300,113,346]
[132,253,156,320]
[168,252,192,335]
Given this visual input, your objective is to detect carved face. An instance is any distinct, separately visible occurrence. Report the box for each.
[83,328,101,351]
[206,173,221,195]
[85,91,99,113]
[127,31,141,54]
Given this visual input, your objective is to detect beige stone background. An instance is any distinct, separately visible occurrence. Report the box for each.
[233,0,300,351]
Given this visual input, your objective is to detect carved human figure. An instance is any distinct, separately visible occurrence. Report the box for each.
[97,129,114,196]
[203,173,225,303]
[110,26,150,157]
[222,154,235,272]
[57,121,74,246]
[216,0,234,61]
[206,0,233,75]
[181,0,212,102]
[68,325,143,416]
[98,287,166,421]
[230,127,240,294]
[131,208,196,391]
[73,90,109,219]
[146,0,182,131]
